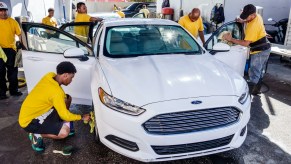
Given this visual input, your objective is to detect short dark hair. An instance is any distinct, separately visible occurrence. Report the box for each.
[240,4,256,19]
[77,2,85,9]
[48,8,54,12]
[56,61,77,75]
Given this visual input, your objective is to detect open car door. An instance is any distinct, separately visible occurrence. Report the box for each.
[21,22,96,105]
[59,21,100,45]
[204,21,248,76]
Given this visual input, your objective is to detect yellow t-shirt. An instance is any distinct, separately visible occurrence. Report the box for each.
[117,11,125,18]
[19,72,82,128]
[139,9,150,18]
[42,16,57,27]
[0,17,21,51]
[74,13,91,38]
[178,15,204,38]
[244,14,267,54]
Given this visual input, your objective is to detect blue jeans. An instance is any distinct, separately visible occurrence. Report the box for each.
[249,48,271,84]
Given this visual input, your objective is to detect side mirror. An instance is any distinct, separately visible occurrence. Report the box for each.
[64,47,88,61]
[268,18,273,22]
[210,43,230,55]
[213,43,230,51]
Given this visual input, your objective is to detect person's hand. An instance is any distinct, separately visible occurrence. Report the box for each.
[223,33,232,42]
[266,34,273,38]
[96,17,104,22]
[235,17,245,24]
[82,114,91,121]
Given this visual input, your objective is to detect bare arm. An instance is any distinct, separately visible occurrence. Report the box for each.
[199,31,205,45]
[223,33,251,47]
[89,17,103,22]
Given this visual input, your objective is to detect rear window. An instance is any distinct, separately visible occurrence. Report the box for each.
[104,25,202,58]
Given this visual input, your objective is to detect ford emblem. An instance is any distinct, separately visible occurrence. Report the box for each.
[191,100,202,104]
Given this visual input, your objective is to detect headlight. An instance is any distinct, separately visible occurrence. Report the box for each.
[98,88,146,116]
[238,85,249,104]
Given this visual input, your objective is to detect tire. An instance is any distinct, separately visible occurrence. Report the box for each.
[92,102,100,143]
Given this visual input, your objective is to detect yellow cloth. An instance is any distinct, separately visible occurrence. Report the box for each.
[19,72,81,128]
[83,111,95,133]
[0,47,7,62]
[42,16,57,27]
[178,15,204,38]
[244,15,267,54]
[0,17,21,51]
[139,9,150,18]
[117,11,125,18]
[74,13,91,37]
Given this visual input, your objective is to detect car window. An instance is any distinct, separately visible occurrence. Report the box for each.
[136,4,143,11]
[206,22,242,50]
[104,25,202,58]
[133,13,145,18]
[26,26,92,56]
[62,25,91,43]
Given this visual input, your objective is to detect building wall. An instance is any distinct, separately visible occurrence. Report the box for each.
[156,0,224,22]
[10,0,68,23]
[84,1,133,13]
[157,0,291,26]
[224,0,291,23]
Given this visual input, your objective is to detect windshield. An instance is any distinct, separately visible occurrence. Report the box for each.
[104,25,202,58]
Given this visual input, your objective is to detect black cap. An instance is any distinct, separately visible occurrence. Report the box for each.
[240,4,256,20]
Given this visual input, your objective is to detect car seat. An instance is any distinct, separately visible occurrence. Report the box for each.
[110,31,129,55]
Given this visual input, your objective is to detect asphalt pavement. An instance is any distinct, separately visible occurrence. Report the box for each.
[0,55,290,164]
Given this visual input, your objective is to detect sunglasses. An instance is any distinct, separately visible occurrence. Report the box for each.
[0,9,8,11]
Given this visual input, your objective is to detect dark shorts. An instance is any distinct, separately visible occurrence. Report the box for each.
[23,109,64,135]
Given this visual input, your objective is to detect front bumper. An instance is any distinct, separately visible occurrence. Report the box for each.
[93,95,251,162]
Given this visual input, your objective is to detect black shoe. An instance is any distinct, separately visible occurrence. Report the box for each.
[10,91,23,96]
[0,95,8,100]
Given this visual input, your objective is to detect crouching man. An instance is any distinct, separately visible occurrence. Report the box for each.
[18,61,90,152]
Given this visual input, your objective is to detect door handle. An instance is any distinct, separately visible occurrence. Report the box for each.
[26,56,43,61]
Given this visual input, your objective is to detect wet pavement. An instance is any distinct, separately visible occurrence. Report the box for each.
[0,55,291,163]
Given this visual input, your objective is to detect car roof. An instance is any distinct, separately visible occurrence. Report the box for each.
[103,18,179,27]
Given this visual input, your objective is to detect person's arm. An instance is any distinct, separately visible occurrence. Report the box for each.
[223,33,251,47]
[199,31,205,45]
[53,93,82,121]
[89,17,103,22]
[198,17,205,45]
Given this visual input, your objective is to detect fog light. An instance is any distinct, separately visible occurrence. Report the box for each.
[105,135,139,152]
[240,126,247,136]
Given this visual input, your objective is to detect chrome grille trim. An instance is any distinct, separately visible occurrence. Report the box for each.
[143,107,240,135]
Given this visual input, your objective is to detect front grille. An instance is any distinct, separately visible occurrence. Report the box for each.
[152,135,234,155]
[143,107,240,135]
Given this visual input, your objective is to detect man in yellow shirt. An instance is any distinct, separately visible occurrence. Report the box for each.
[42,8,57,27]
[223,4,271,95]
[178,8,205,45]
[74,2,103,38]
[0,2,22,100]
[117,7,125,18]
[139,5,150,18]
[19,62,90,152]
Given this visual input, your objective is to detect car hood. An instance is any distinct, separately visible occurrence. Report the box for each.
[100,54,245,106]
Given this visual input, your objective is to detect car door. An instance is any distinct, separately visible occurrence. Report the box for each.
[21,22,95,105]
[204,21,248,76]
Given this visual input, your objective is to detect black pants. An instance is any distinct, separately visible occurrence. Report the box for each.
[0,48,19,96]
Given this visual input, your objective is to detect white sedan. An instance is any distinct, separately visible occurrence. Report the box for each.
[21,19,250,162]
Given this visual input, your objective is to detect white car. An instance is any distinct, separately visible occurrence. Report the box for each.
[21,19,250,162]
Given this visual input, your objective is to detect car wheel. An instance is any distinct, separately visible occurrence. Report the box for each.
[92,102,100,143]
